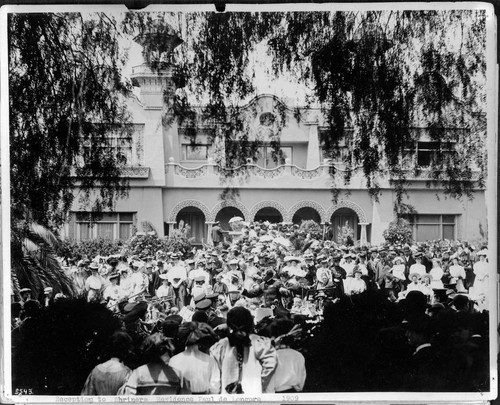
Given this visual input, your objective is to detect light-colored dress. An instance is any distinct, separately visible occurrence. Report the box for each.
[392,264,406,281]
[82,358,131,395]
[341,261,356,277]
[344,277,367,295]
[409,263,426,277]
[169,345,220,394]
[210,334,277,394]
[429,267,444,289]
[473,260,489,296]
[449,264,467,292]
[120,360,190,395]
[268,347,306,392]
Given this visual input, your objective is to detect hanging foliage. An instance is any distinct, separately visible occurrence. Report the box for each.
[9,13,133,229]
[123,9,486,213]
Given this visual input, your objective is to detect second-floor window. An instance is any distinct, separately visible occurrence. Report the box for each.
[255,145,292,168]
[181,143,210,161]
[415,141,457,167]
[179,129,214,162]
[100,134,133,165]
[319,128,353,164]
[80,124,143,167]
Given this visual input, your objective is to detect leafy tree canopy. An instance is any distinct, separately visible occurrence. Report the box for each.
[9,12,132,229]
[9,9,488,226]
[123,9,487,215]
[9,12,134,297]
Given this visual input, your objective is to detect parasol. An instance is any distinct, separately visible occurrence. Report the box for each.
[273,236,292,248]
[229,216,244,223]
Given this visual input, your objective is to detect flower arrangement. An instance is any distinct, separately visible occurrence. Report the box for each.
[383,218,413,244]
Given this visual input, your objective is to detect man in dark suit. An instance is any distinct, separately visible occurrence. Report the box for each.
[404,315,444,391]
[374,249,389,289]
[211,221,224,246]
[402,246,416,281]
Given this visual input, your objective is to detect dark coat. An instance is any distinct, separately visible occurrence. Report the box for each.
[403,255,416,279]
[407,344,444,391]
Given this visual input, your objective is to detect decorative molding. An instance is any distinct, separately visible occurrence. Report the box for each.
[174,165,208,178]
[326,200,368,223]
[288,200,326,223]
[395,170,482,182]
[168,200,211,222]
[209,200,250,223]
[214,165,248,177]
[291,166,323,179]
[119,166,150,178]
[251,165,285,179]
[249,200,288,222]
[133,124,145,165]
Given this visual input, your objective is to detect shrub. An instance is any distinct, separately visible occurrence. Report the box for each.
[383,218,413,245]
[299,219,322,237]
[58,238,124,260]
[121,220,193,258]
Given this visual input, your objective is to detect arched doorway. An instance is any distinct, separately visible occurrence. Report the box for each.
[292,207,321,225]
[254,207,283,223]
[330,207,358,244]
[176,207,206,245]
[215,207,245,233]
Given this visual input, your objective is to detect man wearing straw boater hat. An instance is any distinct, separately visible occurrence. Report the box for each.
[19,288,32,308]
[43,287,54,308]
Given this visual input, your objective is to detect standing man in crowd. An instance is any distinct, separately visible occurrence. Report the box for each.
[168,253,188,309]
[211,221,224,246]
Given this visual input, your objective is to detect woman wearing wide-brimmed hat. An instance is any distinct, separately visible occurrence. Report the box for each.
[169,322,220,394]
[472,249,489,297]
[120,333,190,395]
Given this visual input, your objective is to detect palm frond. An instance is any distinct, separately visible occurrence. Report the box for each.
[12,222,76,300]
[22,238,40,254]
[29,222,61,248]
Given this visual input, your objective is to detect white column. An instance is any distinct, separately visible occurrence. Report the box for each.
[167,222,176,237]
[206,222,214,245]
[306,123,321,169]
[359,222,369,246]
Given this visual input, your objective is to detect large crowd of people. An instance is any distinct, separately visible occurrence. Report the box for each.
[12,220,492,395]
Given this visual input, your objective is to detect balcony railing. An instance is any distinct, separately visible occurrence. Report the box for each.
[69,165,150,179]
[165,159,484,186]
[166,159,338,180]
[120,166,150,178]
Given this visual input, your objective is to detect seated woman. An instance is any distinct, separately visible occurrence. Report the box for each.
[119,333,191,395]
[429,259,445,290]
[420,274,433,299]
[391,257,407,293]
[406,273,422,293]
[344,269,367,296]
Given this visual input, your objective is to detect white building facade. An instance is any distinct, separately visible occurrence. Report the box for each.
[62,64,487,247]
